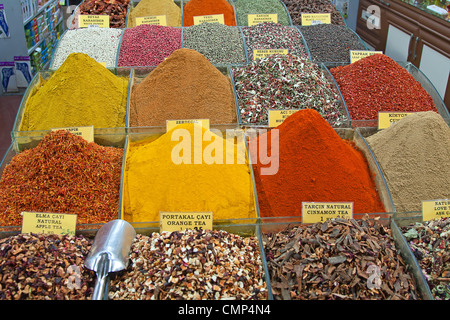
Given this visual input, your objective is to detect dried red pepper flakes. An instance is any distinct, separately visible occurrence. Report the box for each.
[330,54,437,122]
[0,130,123,227]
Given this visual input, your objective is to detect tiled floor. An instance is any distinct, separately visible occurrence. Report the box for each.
[0,95,21,161]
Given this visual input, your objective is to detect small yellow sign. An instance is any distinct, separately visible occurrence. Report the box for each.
[268,109,299,127]
[78,15,110,28]
[301,13,331,26]
[166,119,210,132]
[136,15,167,26]
[253,49,289,60]
[422,199,450,221]
[51,126,94,143]
[378,112,414,129]
[350,50,383,63]
[193,14,225,25]
[302,202,353,224]
[248,14,278,26]
[21,212,77,235]
[159,212,213,233]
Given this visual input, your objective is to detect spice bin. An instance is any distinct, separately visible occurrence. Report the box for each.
[328,59,450,127]
[233,0,293,26]
[127,65,241,127]
[259,214,433,300]
[182,0,239,27]
[69,0,132,29]
[11,68,132,152]
[119,125,261,226]
[394,215,450,300]
[125,0,183,28]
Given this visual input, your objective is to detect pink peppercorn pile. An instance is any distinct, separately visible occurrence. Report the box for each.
[330,54,437,122]
[118,24,181,67]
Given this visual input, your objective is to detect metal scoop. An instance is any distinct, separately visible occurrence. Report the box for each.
[85,219,136,300]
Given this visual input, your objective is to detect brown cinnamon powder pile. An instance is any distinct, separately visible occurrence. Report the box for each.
[129,48,238,127]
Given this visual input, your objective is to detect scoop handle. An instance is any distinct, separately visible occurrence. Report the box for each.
[92,253,110,300]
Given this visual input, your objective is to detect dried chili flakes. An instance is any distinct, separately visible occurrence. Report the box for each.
[0,130,123,226]
[330,54,437,121]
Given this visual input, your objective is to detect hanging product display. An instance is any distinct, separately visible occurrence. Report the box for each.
[19,52,128,132]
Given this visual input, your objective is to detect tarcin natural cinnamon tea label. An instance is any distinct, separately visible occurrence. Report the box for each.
[159,212,213,232]
[301,202,353,223]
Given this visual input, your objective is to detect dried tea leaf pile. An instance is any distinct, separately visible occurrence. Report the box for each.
[232,54,346,126]
[0,130,123,226]
[402,218,450,300]
[263,217,419,300]
[108,230,267,300]
[0,234,95,300]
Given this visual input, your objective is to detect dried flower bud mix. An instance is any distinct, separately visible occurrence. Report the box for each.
[232,54,347,126]
[241,22,308,61]
[183,23,246,65]
[281,0,346,26]
[0,130,123,226]
[0,233,95,300]
[401,218,450,300]
[118,24,181,67]
[263,217,419,300]
[252,109,385,217]
[330,54,438,122]
[108,230,267,300]
[298,24,366,64]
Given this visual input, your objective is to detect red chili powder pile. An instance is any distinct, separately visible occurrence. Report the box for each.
[0,130,123,226]
[330,54,437,121]
[252,109,385,217]
[183,0,237,26]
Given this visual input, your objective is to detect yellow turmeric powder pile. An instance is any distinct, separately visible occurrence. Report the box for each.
[123,124,257,223]
[19,53,128,132]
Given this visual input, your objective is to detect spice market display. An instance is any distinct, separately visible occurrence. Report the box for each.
[0,0,449,302]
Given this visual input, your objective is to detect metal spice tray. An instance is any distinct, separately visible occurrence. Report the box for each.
[257,214,433,300]
[126,65,242,127]
[118,127,261,226]
[10,68,132,152]
[326,61,450,128]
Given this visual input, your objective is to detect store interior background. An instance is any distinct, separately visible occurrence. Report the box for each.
[0,0,446,161]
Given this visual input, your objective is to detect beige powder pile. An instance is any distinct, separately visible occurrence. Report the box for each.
[366,111,450,213]
[127,0,181,27]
